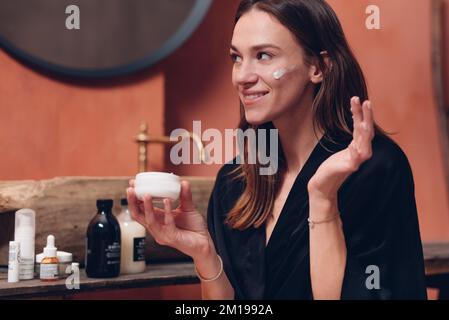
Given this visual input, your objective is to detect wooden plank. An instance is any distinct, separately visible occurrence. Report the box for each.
[1,244,449,299]
[423,242,449,275]
[0,262,199,299]
[0,243,448,299]
[423,242,449,259]
[0,176,215,266]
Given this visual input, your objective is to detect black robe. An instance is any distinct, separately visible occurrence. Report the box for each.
[207,133,427,300]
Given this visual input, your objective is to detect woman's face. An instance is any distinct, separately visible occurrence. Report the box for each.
[231,9,319,125]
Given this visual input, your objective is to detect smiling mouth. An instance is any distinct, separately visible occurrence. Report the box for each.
[242,92,269,105]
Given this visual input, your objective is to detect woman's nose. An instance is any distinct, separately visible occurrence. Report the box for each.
[234,63,259,86]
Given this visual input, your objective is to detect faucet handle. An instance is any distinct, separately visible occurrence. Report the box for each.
[134,123,206,172]
[135,122,150,143]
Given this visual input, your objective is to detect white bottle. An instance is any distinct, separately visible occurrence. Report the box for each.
[118,198,146,274]
[40,235,59,281]
[14,208,35,280]
[8,241,20,283]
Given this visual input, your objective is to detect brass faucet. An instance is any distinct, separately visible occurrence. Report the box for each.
[134,123,205,172]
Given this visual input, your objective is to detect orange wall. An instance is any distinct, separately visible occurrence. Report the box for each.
[1,0,449,240]
[163,0,241,177]
[326,0,449,241]
[445,0,449,107]
[1,0,449,291]
[0,56,166,179]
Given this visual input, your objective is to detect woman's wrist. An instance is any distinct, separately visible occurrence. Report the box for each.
[308,192,339,220]
[192,236,222,280]
[193,248,222,281]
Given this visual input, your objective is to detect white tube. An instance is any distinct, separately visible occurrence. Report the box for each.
[8,241,20,283]
[14,208,36,280]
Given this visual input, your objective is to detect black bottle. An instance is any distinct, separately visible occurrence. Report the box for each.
[85,199,121,278]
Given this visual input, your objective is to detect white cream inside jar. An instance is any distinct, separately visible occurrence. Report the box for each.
[134,172,181,201]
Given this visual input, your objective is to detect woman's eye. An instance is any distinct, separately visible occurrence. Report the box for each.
[257,52,272,61]
[230,53,242,63]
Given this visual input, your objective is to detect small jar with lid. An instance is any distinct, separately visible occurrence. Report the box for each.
[134,172,181,201]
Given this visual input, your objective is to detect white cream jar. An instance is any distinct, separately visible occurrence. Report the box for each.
[134,172,181,201]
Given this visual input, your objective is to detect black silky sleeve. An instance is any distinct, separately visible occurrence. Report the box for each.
[206,174,219,252]
[206,165,240,299]
[206,165,229,257]
[339,145,427,300]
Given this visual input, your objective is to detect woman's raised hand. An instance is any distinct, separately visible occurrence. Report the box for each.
[308,97,375,200]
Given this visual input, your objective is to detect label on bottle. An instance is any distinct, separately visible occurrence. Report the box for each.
[8,242,20,283]
[8,243,19,262]
[19,257,34,280]
[133,237,146,262]
[105,242,121,265]
[40,263,59,280]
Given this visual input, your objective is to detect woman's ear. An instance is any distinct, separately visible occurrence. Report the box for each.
[309,51,331,84]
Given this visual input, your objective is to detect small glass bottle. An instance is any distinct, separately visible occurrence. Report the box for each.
[40,235,59,282]
[85,199,121,278]
[118,198,146,274]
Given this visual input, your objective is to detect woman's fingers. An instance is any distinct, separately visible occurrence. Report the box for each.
[350,97,363,154]
[362,101,375,142]
[349,98,375,165]
[350,97,374,129]
[351,97,363,125]
[360,101,374,157]
[351,97,375,136]
[143,195,157,226]
[362,101,373,127]
[351,97,364,148]
[179,180,196,212]
[163,198,176,226]
[127,188,146,226]
[129,179,135,188]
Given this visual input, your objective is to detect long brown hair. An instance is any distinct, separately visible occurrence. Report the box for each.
[225,0,389,230]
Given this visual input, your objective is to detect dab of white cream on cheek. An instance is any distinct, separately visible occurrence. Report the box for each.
[272,68,287,80]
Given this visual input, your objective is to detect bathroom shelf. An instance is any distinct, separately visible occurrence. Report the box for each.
[0,261,199,299]
[424,242,449,275]
[1,243,449,299]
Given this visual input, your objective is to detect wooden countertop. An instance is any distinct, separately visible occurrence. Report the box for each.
[1,242,449,299]
[423,242,449,275]
[0,261,199,299]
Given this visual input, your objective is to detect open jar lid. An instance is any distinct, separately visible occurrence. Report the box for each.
[135,172,180,181]
[134,172,181,201]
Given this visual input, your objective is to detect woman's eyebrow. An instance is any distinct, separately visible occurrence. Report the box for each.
[230,45,241,53]
[251,44,282,51]
[230,44,281,52]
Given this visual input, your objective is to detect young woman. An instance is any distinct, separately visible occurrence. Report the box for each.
[127,0,427,300]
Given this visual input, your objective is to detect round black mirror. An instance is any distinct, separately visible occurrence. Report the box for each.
[0,0,213,78]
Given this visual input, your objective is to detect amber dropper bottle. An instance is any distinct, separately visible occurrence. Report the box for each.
[40,235,59,282]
